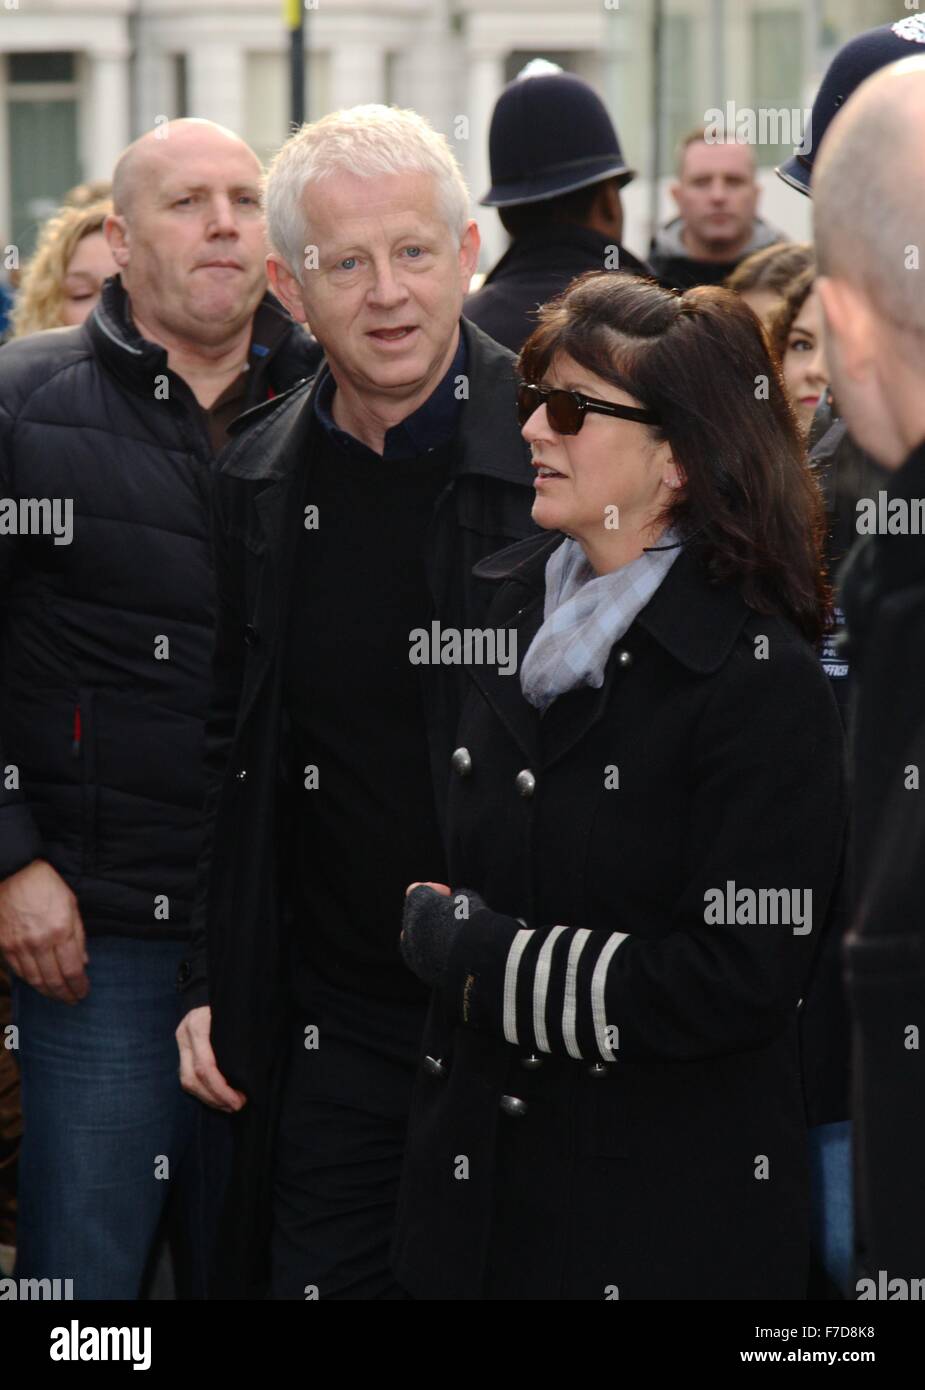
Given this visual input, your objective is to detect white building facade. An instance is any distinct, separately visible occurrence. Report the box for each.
[0,0,905,265]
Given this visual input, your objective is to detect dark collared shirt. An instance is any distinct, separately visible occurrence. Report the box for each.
[312,327,468,461]
[202,300,293,453]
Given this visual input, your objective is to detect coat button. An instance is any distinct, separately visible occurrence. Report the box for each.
[244,623,259,647]
[423,1055,447,1078]
[235,768,248,782]
[450,747,472,777]
[617,649,632,668]
[588,1062,609,1078]
[176,960,191,988]
[500,1094,528,1117]
[521,1053,543,1071]
[514,769,536,798]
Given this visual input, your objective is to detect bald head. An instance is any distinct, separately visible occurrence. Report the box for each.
[814,57,925,338]
[813,58,925,466]
[112,119,262,221]
[104,117,268,355]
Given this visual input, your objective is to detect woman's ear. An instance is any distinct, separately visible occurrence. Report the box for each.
[661,451,685,491]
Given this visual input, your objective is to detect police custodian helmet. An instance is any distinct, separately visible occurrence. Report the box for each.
[481,66,635,208]
[776,15,925,196]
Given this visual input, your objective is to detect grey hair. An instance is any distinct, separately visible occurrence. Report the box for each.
[264,104,471,280]
[814,57,925,341]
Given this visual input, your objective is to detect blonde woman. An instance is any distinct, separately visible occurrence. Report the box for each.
[13,201,116,336]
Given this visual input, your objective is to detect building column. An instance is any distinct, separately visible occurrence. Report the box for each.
[328,41,384,110]
[186,41,245,132]
[86,48,131,180]
[465,49,506,270]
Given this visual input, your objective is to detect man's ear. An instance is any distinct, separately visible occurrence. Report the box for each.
[458,219,481,289]
[816,274,874,384]
[104,213,130,270]
[267,253,309,324]
[669,181,683,212]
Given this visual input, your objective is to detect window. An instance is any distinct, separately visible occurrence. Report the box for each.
[750,10,804,168]
[4,51,81,257]
[244,51,330,167]
[8,52,75,85]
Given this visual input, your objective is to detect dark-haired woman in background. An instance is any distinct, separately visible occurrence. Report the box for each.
[725,239,814,329]
[393,272,847,1300]
[770,266,830,443]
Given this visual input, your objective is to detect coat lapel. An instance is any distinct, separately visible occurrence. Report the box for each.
[466,537,754,773]
[463,531,557,765]
[229,388,319,730]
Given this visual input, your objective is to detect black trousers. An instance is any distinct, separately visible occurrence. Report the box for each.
[269,971,428,1300]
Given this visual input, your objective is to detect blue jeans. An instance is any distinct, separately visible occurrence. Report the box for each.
[12,935,198,1299]
[809,1120,854,1297]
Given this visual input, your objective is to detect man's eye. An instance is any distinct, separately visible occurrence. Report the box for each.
[338,257,358,271]
[403,246,424,258]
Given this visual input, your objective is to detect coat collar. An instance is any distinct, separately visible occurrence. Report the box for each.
[478,223,655,287]
[465,532,752,768]
[218,315,532,492]
[476,530,751,674]
[87,273,310,401]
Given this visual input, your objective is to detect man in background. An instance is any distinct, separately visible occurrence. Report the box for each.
[649,128,782,291]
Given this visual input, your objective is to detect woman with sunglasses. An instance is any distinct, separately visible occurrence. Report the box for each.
[392,271,847,1300]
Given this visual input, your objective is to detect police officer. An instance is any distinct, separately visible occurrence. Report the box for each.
[464,65,653,355]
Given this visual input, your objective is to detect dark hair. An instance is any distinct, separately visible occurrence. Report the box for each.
[519,271,829,642]
[768,266,816,362]
[725,241,814,297]
[498,177,615,240]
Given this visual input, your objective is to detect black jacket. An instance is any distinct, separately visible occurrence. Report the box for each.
[178,317,537,1295]
[843,440,925,1283]
[464,224,654,355]
[392,530,847,1299]
[0,276,320,938]
[648,216,783,292]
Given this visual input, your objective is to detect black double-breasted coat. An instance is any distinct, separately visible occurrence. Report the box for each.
[391,530,848,1300]
[178,318,537,1296]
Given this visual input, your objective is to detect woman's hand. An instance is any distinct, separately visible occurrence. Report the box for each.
[400,883,486,986]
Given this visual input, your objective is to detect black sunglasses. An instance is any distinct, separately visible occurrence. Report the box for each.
[517,382,660,434]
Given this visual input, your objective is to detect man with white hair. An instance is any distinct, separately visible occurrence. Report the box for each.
[176,105,535,1298]
[813,55,925,1287]
[0,118,320,1298]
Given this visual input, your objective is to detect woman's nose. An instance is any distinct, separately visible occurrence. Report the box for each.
[521,404,552,444]
[806,349,829,387]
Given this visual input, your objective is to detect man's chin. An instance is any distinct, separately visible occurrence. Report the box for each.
[190,283,264,328]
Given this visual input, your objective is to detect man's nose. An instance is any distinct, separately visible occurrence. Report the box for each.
[206,195,240,237]
[368,258,407,307]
